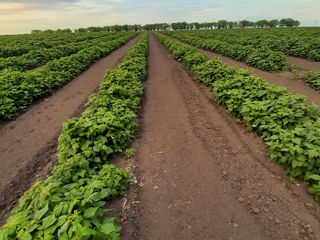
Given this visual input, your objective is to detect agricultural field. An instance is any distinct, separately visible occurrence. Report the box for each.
[1,25,320,240]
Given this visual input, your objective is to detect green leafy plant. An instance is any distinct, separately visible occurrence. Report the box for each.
[154,31,320,201]
[0,32,148,239]
[303,71,320,90]
[124,148,134,159]
[0,32,138,120]
[0,32,123,72]
[161,30,287,72]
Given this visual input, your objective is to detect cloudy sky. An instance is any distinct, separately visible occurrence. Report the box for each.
[0,0,319,34]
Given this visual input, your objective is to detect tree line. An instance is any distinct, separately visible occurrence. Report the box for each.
[31,18,300,34]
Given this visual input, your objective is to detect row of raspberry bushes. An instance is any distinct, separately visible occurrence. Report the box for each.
[0,32,148,240]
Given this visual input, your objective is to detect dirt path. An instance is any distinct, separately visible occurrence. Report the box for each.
[287,56,320,72]
[195,49,320,107]
[121,33,320,240]
[0,35,140,224]
[31,65,44,72]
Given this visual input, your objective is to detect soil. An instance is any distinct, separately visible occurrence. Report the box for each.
[31,65,45,72]
[195,49,320,107]
[287,56,320,72]
[119,33,320,240]
[0,34,141,225]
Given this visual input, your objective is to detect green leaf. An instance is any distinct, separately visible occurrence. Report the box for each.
[57,215,68,227]
[81,226,95,237]
[307,149,319,158]
[34,203,49,220]
[308,174,320,181]
[21,231,32,240]
[100,223,117,235]
[42,215,57,229]
[84,207,99,218]
[26,223,38,233]
[58,220,70,237]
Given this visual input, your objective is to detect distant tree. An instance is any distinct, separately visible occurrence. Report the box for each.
[87,26,103,32]
[228,21,234,29]
[207,22,215,29]
[239,20,250,28]
[130,24,140,31]
[56,28,72,33]
[103,26,111,32]
[268,19,279,28]
[171,21,188,30]
[293,19,301,27]
[31,30,42,34]
[279,18,300,27]
[249,21,256,27]
[75,28,88,33]
[200,22,211,29]
[186,23,193,30]
[42,29,54,34]
[161,23,170,30]
[256,19,268,28]
[233,21,239,28]
[113,25,122,31]
[217,20,228,29]
[122,24,129,31]
[212,22,218,29]
[194,22,201,30]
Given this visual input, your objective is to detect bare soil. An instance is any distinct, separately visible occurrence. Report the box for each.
[196,49,320,107]
[31,65,45,72]
[119,33,320,240]
[0,35,141,225]
[287,56,320,72]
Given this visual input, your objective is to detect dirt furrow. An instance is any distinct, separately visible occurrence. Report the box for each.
[121,33,320,240]
[196,49,320,107]
[287,56,320,72]
[0,35,141,224]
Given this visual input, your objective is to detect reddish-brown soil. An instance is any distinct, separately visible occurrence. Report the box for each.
[119,33,320,240]
[287,56,320,72]
[196,49,320,107]
[0,35,140,224]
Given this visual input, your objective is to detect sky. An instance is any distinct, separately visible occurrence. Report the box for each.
[0,0,319,34]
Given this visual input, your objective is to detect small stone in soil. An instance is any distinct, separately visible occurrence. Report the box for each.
[252,207,260,214]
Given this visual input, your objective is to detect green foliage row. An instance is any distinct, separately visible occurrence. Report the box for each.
[0,32,138,120]
[170,28,320,61]
[154,32,320,200]
[0,32,114,58]
[303,71,320,90]
[0,32,148,240]
[0,33,124,72]
[162,31,287,72]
